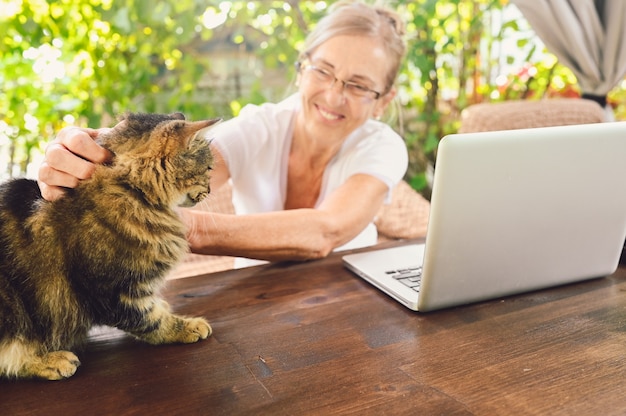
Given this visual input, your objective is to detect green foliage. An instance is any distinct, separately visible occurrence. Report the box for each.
[1,0,220,177]
[1,0,624,193]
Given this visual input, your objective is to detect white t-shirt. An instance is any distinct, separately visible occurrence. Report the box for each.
[210,93,408,267]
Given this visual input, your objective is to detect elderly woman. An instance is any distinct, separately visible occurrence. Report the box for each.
[38,0,409,267]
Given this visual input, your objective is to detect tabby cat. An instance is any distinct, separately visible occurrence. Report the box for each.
[0,112,218,380]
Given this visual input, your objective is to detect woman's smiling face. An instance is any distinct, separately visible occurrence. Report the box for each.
[296,34,396,144]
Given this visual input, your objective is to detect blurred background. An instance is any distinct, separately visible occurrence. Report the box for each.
[1,0,625,196]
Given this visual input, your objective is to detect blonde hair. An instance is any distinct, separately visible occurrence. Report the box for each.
[298,0,407,94]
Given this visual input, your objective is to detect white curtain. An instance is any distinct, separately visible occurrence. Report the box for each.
[511,0,626,120]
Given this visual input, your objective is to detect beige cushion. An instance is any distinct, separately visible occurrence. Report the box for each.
[459,98,605,133]
[375,180,429,241]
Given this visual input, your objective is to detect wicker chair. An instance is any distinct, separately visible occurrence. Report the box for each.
[168,99,608,279]
[458,98,605,133]
[167,179,430,279]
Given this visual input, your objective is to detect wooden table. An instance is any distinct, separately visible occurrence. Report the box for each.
[2,239,626,415]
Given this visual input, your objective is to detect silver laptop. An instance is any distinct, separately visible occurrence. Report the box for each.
[343,121,626,312]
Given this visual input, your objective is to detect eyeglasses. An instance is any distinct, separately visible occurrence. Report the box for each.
[298,63,382,100]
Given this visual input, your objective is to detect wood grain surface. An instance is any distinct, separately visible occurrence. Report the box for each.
[2,239,626,415]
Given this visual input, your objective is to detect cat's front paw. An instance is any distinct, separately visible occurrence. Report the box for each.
[134,308,213,345]
[26,350,81,380]
[179,316,212,343]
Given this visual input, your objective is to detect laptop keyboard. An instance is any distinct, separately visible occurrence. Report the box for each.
[385,266,423,292]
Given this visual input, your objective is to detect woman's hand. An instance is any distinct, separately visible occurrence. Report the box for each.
[38,127,114,201]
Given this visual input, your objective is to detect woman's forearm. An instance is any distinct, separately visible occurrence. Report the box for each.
[181,209,342,262]
[180,174,389,262]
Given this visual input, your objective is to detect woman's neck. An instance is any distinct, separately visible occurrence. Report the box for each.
[284,121,344,209]
[291,118,344,171]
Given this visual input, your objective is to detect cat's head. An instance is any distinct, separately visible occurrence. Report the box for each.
[97,112,219,208]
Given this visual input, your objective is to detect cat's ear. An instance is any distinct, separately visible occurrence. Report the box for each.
[169,112,186,121]
[179,118,221,147]
[152,118,220,157]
